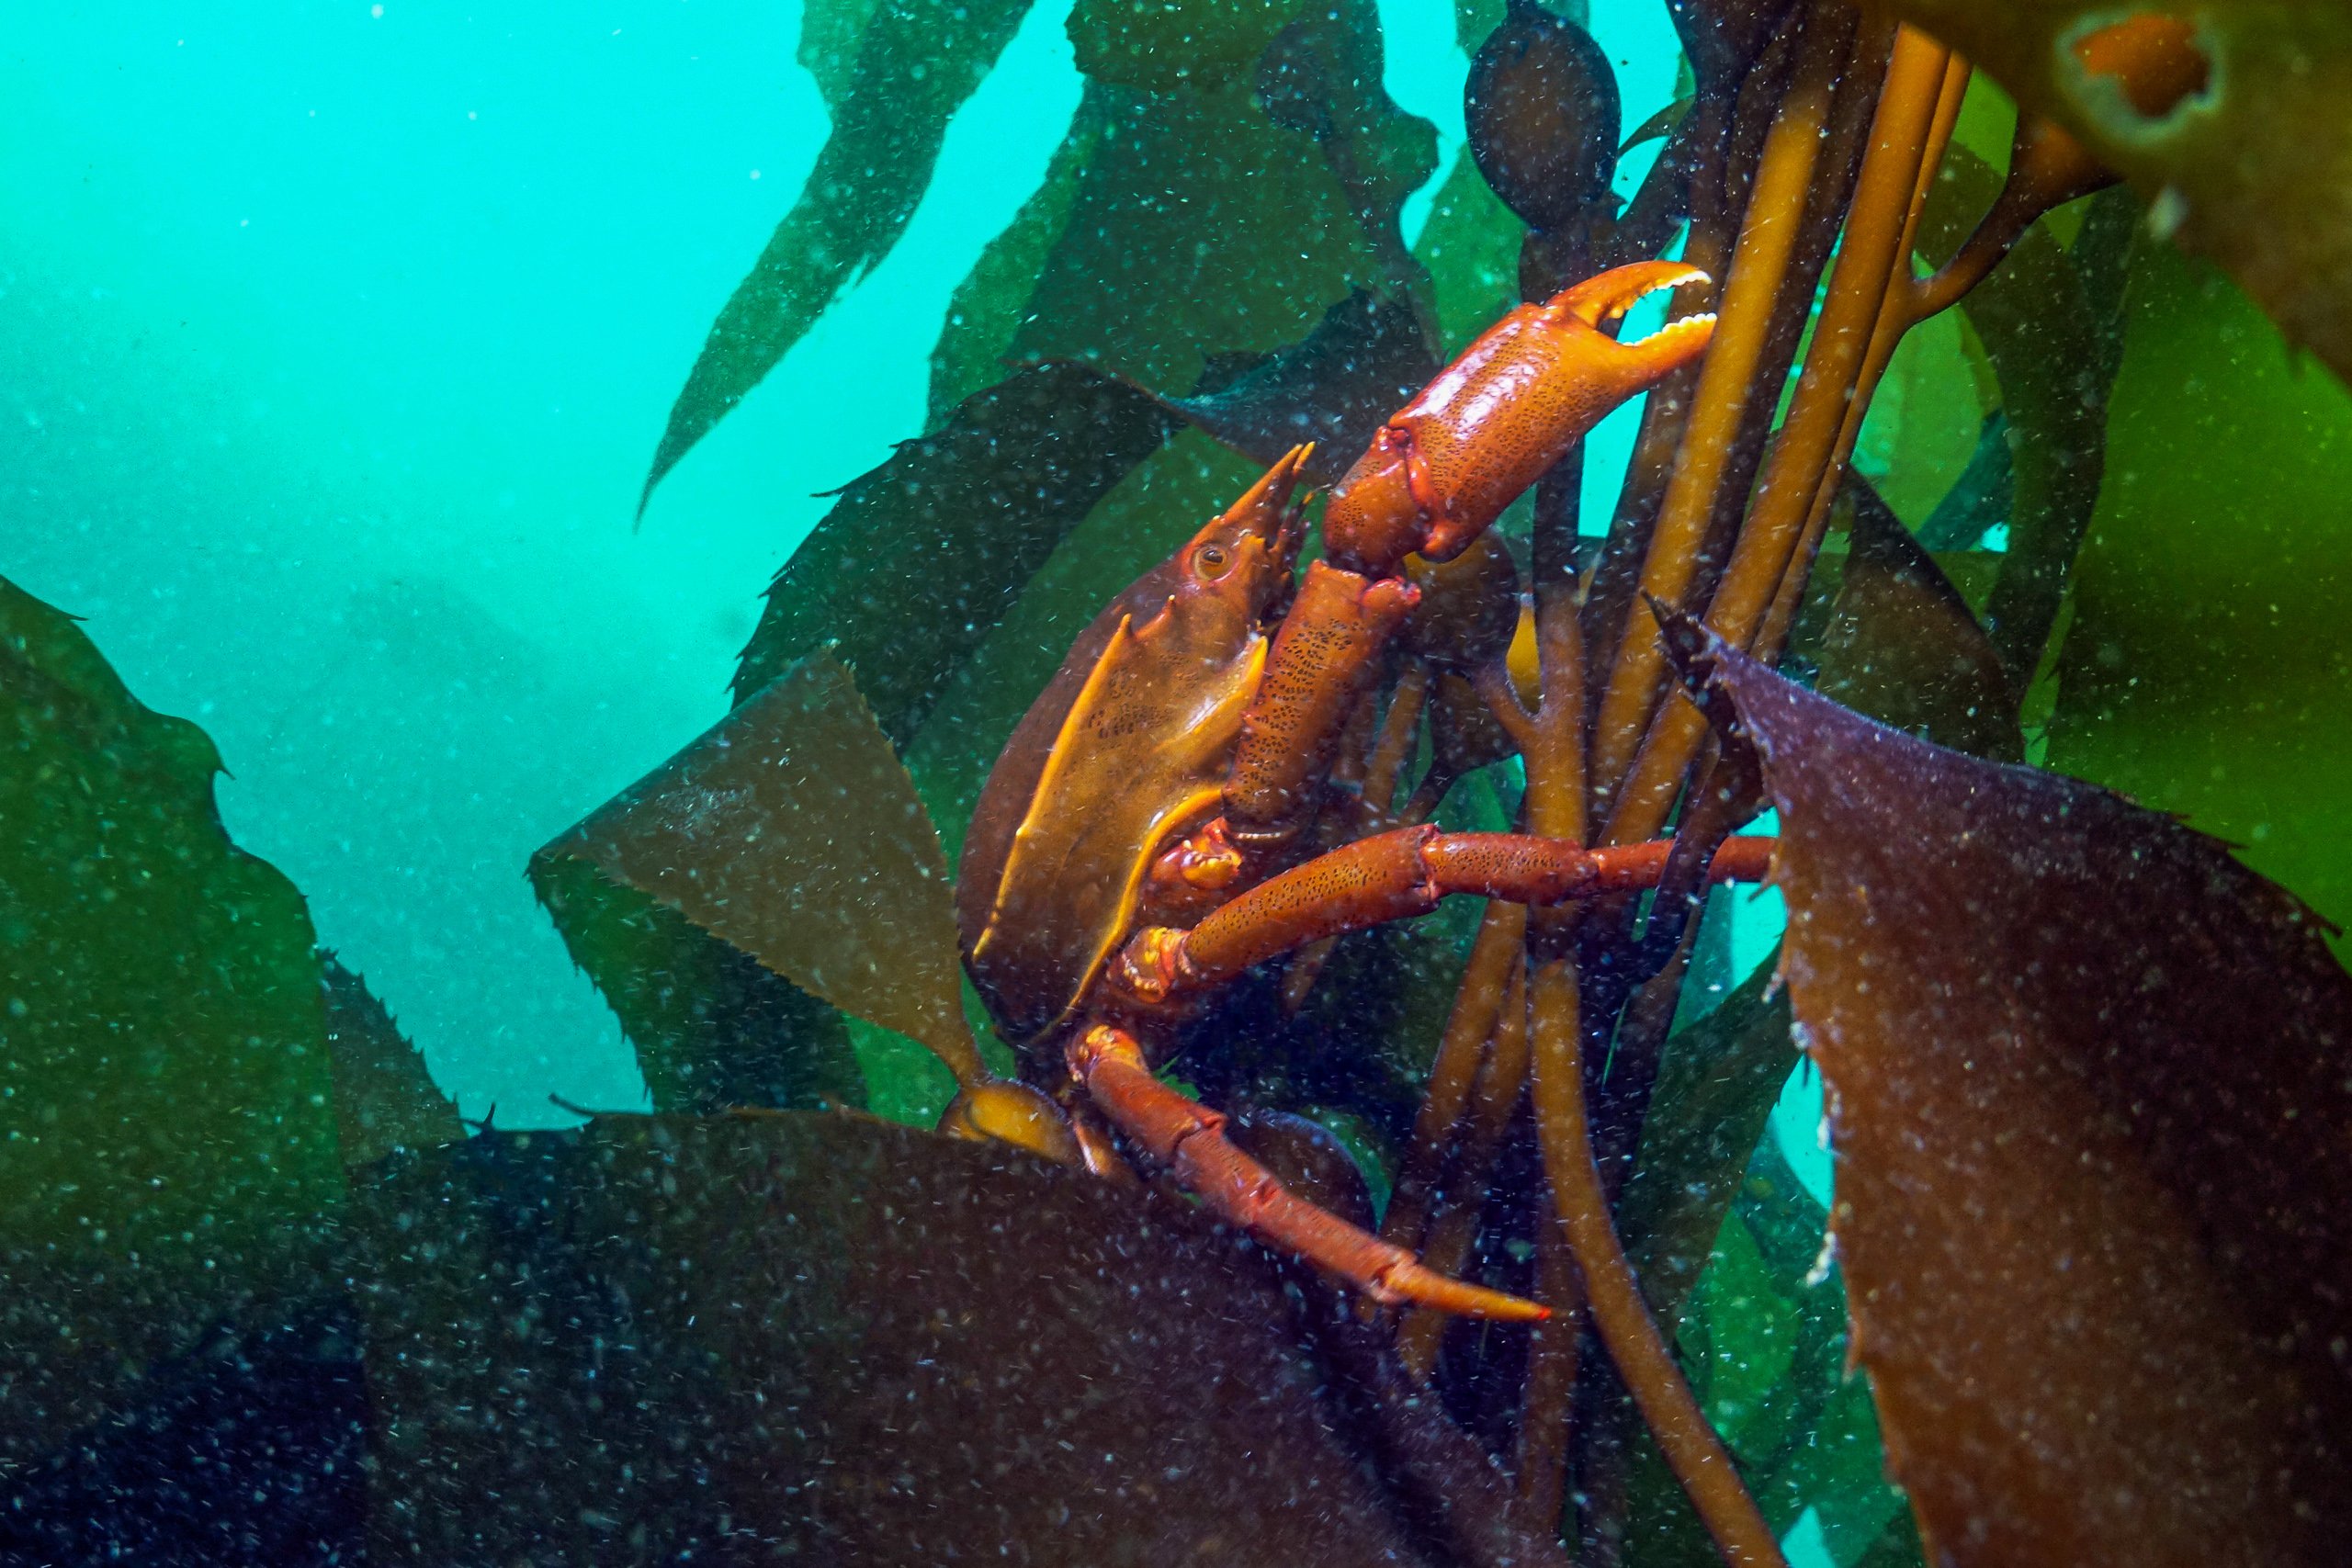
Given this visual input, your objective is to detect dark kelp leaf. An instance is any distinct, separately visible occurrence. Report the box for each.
[321,953,463,1168]
[2052,238,2352,951]
[797,0,888,107]
[1069,0,1317,94]
[538,652,974,1089]
[1702,641,2352,1566]
[355,1111,1430,1564]
[1869,0,2352,388]
[640,0,1037,508]
[1151,288,1441,486]
[0,576,342,1454]
[1814,474,2023,761]
[1254,0,1439,297]
[0,1295,368,1564]
[530,851,863,1114]
[733,360,1177,744]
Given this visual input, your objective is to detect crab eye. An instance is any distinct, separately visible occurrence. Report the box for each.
[1195,544,1231,579]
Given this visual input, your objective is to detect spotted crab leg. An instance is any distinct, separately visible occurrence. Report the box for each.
[1067,1022,1549,1322]
[1119,829,1775,1006]
[1077,830,1770,1322]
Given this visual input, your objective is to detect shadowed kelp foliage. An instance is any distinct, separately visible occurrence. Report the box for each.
[0,576,345,1461]
[355,1111,1438,1565]
[1699,637,2352,1567]
[1148,289,1443,487]
[1813,476,2022,761]
[733,362,1178,746]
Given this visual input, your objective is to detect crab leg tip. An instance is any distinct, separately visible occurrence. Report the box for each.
[1377,1258,1552,1322]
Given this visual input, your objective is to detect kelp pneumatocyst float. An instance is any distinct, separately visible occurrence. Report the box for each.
[6,1,2352,1565]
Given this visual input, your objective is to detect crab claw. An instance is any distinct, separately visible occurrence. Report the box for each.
[1324,261,1717,575]
[1548,257,1712,330]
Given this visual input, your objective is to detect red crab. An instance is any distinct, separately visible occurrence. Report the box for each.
[951,260,1771,1319]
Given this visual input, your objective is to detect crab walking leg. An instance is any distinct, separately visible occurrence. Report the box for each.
[1115,829,1774,1004]
[1068,1024,1549,1322]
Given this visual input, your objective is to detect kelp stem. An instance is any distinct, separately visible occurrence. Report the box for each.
[1515,1218,1585,1529]
[1587,8,1845,809]
[1526,460,1589,847]
[1530,956,1784,1567]
[1397,963,1533,1380]
[1755,55,1973,666]
[1362,659,1433,823]
[1382,900,1528,1256]
[1601,29,1955,849]
[1577,4,1826,719]
[1281,662,1434,1012]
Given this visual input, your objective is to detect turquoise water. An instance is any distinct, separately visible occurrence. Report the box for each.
[2,0,1683,1122]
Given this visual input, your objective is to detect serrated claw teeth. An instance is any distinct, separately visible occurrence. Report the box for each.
[1625,309,1718,348]
[1555,260,1713,327]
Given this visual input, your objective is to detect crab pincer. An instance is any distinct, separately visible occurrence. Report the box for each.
[1322,260,1717,576]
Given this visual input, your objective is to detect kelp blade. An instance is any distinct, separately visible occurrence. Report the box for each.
[0,577,345,1455]
[734,361,1177,743]
[1702,641,2352,1566]
[2052,237,2352,952]
[321,953,464,1168]
[1153,288,1442,487]
[640,0,1039,505]
[1813,475,2022,761]
[355,1111,1429,1564]
[538,651,978,1088]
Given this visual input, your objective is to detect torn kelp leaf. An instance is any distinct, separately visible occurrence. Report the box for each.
[734,360,1177,745]
[322,953,462,1168]
[640,0,1038,508]
[0,576,342,1456]
[1700,639,2352,1568]
[538,652,976,1090]
[1871,0,2352,390]
[355,1111,1429,1565]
